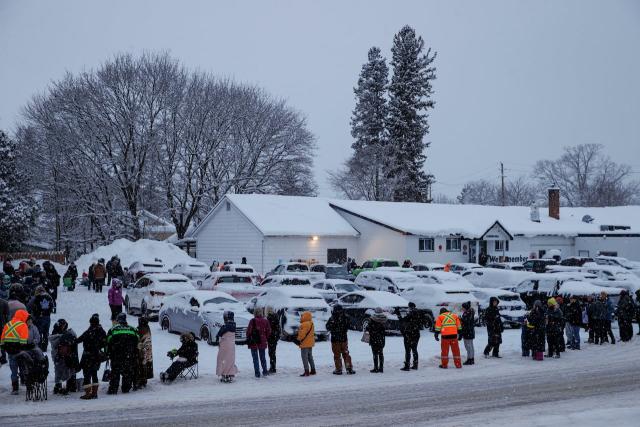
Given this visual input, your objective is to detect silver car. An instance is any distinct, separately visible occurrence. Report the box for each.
[159,290,251,345]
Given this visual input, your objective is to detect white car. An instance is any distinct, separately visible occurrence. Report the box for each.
[400,284,479,328]
[470,288,527,328]
[260,275,313,287]
[514,273,623,307]
[412,263,445,272]
[159,290,252,345]
[245,287,330,340]
[595,256,640,275]
[461,268,534,289]
[449,263,483,275]
[556,280,624,306]
[485,262,525,271]
[196,272,262,301]
[410,270,476,291]
[125,273,194,319]
[311,279,362,302]
[125,260,168,285]
[265,262,325,281]
[335,291,409,334]
[581,265,640,293]
[354,270,423,293]
[221,263,262,283]
[170,261,210,280]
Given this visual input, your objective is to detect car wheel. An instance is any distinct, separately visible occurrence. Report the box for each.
[361,318,370,332]
[125,297,132,315]
[161,316,171,332]
[200,326,213,345]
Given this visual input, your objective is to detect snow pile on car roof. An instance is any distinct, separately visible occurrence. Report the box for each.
[75,238,195,274]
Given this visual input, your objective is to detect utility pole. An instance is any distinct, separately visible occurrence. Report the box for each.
[500,162,506,206]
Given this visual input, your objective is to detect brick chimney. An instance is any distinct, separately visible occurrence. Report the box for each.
[548,188,560,220]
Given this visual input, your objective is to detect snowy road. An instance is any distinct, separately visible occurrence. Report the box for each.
[4,342,640,427]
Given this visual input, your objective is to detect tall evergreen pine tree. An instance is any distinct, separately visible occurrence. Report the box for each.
[0,130,32,250]
[350,47,389,200]
[386,25,436,202]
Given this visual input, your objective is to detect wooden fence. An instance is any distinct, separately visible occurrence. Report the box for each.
[1,251,67,264]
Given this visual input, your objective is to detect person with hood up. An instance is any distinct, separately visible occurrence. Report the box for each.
[42,261,61,303]
[396,302,423,371]
[616,290,636,342]
[106,313,139,394]
[326,304,355,375]
[434,307,462,369]
[266,307,281,373]
[136,317,153,389]
[546,298,564,358]
[49,318,80,395]
[1,309,31,394]
[27,285,55,351]
[246,307,271,378]
[161,332,199,383]
[216,311,238,383]
[76,313,107,399]
[108,278,124,323]
[526,300,546,360]
[483,297,504,358]
[297,311,316,377]
[366,307,387,373]
[460,302,476,365]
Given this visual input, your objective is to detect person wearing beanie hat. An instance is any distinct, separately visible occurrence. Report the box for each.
[396,301,424,371]
[460,301,476,365]
[77,313,107,399]
[547,297,557,307]
[27,285,55,352]
[366,308,387,373]
[483,297,503,359]
[326,304,355,375]
[545,298,564,358]
[216,310,238,383]
[106,312,139,394]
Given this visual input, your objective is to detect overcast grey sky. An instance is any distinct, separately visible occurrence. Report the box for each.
[1,0,639,197]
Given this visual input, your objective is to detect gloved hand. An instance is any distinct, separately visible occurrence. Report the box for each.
[434,332,439,341]
[458,333,463,341]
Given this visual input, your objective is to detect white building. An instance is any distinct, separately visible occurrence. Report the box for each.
[189,192,640,273]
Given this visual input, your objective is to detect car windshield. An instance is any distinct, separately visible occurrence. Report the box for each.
[326,266,348,275]
[158,279,189,283]
[335,283,359,292]
[218,276,252,283]
[204,297,237,305]
[287,264,309,272]
[290,296,323,300]
[143,264,164,268]
[189,264,206,269]
[281,278,311,286]
[499,295,519,301]
[380,261,399,267]
[234,267,253,273]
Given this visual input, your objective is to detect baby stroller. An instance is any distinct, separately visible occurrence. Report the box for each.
[16,348,49,401]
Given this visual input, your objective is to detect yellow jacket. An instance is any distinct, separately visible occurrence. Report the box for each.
[297,311,315,349]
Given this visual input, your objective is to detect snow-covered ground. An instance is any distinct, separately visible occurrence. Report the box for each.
[2,282,640,426]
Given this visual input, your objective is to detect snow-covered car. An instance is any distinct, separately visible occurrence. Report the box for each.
[221,263,262,283]
[410,270,476,291]
[170,261,210,280]
[485,262,525,271]
[196,272,262,301]
[310,263,355,281]
[400,284,479,329]
[354,270,423,293]
[245,287,330,340]
[260,275,313,288]
[125,260,168,286]
[352,259,400,276]
[449,263,483,275]
[159,290,251,345]
[125,273,194,319]
[470,288,527,328]
[334,291,409,334]
[461,268,534,289]
[559,257,594,267]
[412,263,445,272]
[595,256,640,276]
[579,265,640,293]
[556,280,624,306]
[522,259,557,273]
[265,262,324,281]
[311,279,362,302]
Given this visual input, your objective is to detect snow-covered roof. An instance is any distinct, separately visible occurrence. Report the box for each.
[191,194,359,237]
[330,199,640,238]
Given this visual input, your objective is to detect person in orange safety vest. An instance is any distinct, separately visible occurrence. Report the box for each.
[434,307,462,369]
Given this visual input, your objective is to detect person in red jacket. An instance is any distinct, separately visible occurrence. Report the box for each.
[246,307,271,378]
[434,307,462,369]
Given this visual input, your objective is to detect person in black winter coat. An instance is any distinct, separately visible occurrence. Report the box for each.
[636,290,640,336]
[76,313,107,399]
[396,302,423,370]
[616,290,636,342]
[326,305,354,375]
[460,302,476,365]
[42,261,60,302]
[564,296,583,350]
[50,319,80,395]
[266,308,281,373]
[27,286,55,352]
[106,313,139,394]
[161,332,199,383]
[483,297,503,358]
[545,298,564,358]
[366,308,387,373]
[526,300,546,360]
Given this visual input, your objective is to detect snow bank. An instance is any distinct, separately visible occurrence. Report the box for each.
[74,238,195,274]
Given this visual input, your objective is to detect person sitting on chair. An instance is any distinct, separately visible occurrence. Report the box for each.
[160,332,198,383]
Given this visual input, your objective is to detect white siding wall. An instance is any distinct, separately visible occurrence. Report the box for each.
[335,211,406,263]
[262,236,359,273]
[405,235,470,264]
[195,202,264,272]
[575,236,640,260]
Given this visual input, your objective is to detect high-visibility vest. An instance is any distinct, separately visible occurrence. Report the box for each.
[435,311,461,336]
[1,310,29,346]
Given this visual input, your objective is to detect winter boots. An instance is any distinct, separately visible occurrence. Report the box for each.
[310,369,316,376]
[333,370,343,375]
[401,364,411,371]
[463,358,475,365]
[53,383,68,395]
[11,380,19,395]
[300,370,309,377]
[80,384,98,400]
[346,368,356,375]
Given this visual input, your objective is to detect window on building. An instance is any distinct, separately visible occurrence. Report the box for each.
[226,201,231,211]
[446,238,461,252]
[419,238,434,252]
[494,240,509,252]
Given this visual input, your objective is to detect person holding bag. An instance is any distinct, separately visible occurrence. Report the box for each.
[296,311,316,377]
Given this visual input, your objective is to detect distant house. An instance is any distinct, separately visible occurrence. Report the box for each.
[188,191,640,274]
[137,210,176,241]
